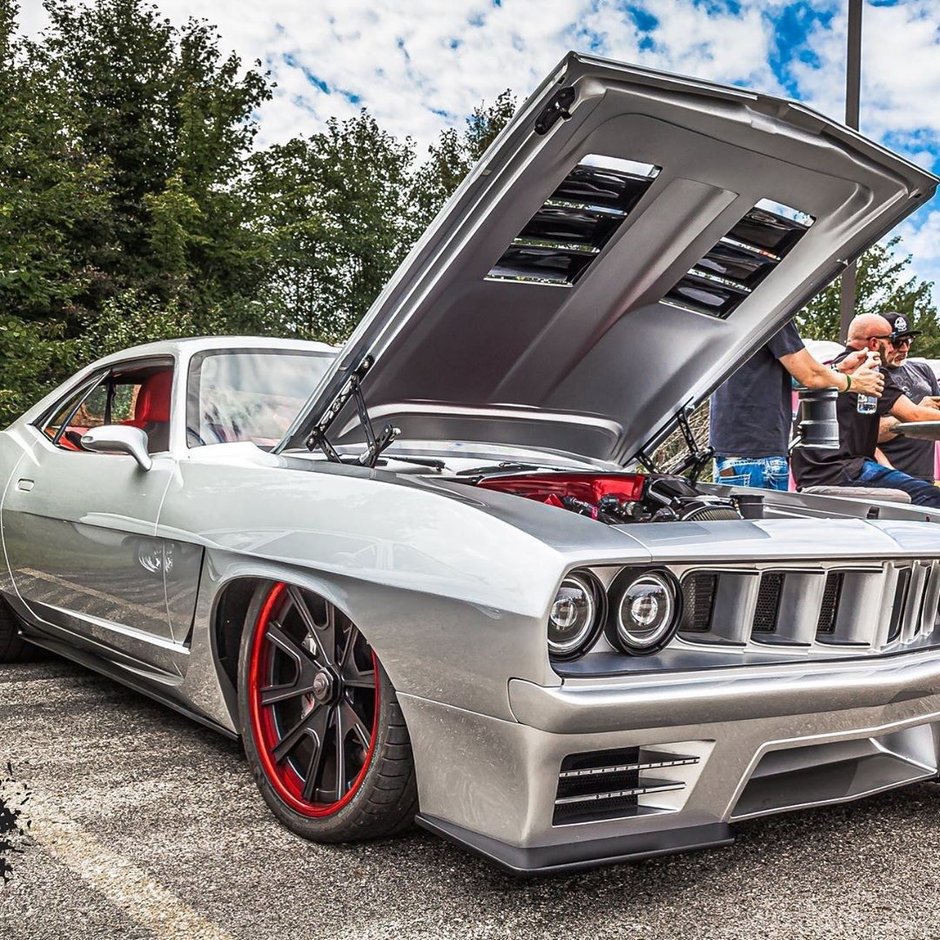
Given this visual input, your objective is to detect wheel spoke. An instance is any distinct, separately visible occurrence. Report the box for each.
[341,700,372,749]
[259,680,317,707]
[341,646,375,688]
[342,673,376,689]
[339,622,358,668]
[272,702,325,764]
[333,705,347,798]
[288,585,336,666]
[260,618,319,705]
[300,706,332,801]
[265,619,306,668]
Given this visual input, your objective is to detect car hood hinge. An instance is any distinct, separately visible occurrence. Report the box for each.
[305,356,401,467]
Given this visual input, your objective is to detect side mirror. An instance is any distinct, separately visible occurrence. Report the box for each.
[792,387,839,450]
[81,425,153,471]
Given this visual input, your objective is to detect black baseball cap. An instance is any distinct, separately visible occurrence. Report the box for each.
[883,311,920,339]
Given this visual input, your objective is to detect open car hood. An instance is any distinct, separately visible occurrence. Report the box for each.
[278,53,938,464]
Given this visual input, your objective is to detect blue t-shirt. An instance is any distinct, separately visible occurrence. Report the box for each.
[708,321,805,458]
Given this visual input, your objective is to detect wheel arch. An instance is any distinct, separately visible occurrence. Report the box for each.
[208,569,412,727]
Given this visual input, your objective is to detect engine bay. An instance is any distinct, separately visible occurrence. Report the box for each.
[471,470,755,524]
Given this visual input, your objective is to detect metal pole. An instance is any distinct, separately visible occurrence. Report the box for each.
[839,0,863,341]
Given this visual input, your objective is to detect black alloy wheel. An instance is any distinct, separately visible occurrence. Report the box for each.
[238,581,417,842]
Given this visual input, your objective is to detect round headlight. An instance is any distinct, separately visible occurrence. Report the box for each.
[610,570,679,654]
[548,574,600,658]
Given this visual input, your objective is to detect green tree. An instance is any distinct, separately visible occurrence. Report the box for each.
[248,112,418,342]
[0,0,114,423]
[797,236,940,356]
[0,0,275,423]
[36,0,271,322]
[412,90,517,218]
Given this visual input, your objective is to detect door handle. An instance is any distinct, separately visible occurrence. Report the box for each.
[16,479,34,492]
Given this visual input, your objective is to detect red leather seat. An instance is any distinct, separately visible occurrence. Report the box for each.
[120,370,172,451]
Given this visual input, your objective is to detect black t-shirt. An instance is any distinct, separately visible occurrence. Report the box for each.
[880,360,939,481]
[791,346,904,488]
[709,321,805,457]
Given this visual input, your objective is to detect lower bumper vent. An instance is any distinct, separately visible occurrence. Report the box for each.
[553,746,700,825]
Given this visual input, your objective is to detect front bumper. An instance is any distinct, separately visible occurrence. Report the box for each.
[400,648,940,874]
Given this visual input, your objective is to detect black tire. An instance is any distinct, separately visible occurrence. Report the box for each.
[0,598,35,663]
[237,581,418,842]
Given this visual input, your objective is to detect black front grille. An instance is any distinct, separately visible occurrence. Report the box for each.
[753,572,784,634]
[681,573,717,633]
[816,572,843,635]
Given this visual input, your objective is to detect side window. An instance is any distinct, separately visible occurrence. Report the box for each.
[40,373,106,450]
[39,360,175,454]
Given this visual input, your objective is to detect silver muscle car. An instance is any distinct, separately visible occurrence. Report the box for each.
[2,53,940,874]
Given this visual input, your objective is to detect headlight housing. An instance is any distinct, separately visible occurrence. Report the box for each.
[547,572,604,659]
[607,569,681,654]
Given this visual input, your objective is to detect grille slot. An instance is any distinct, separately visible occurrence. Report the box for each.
[752,572,784,633]
[889,568,912,643]
[681,572,717,632]
[553,747,700,825]
[816,572,843,635]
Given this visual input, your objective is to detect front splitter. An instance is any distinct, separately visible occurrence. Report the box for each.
[416,814,734,876]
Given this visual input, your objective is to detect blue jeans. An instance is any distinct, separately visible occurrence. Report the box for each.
[714,456,789,491]
[850,458,940,508]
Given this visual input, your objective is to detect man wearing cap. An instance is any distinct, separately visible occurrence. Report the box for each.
[709,319,883,490]
[792,312,940,507]
[878,312,940,483]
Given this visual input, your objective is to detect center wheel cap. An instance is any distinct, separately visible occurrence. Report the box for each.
[312,669,335,704]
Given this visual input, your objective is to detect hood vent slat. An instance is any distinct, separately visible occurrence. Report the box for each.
[664,201,814,318]
[486,156,660,287]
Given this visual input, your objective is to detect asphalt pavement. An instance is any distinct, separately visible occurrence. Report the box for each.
[2,657,940,939]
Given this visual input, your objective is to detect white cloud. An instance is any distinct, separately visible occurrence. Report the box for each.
[16,0,788,150]
[13,0,940,303]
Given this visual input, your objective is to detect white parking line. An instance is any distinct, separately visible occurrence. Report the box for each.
[25,790,233,940]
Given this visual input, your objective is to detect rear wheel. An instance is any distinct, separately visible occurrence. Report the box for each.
[0,598,36,663]
[238,582,417,842]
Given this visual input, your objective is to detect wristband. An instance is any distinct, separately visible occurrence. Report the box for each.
[844,373,852,393]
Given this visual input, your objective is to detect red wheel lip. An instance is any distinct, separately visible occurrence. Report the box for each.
[248,582,380,818]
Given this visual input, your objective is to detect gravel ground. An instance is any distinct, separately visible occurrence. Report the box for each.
[2,657,940,939]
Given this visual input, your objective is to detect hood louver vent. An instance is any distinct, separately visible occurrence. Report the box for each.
[487,156,660,287]
[664,201,814,318]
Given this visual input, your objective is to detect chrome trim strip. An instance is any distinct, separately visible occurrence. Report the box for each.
[559,757,699,778]
[555,782,685,805]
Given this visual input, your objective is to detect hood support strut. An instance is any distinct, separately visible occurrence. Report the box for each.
[636,405,714,484]
[306,356,401,467]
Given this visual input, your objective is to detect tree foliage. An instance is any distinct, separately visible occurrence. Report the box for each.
[0,0,520,426]
[411,90,517,219]
[247,113,419,343]
[797,237,940,356]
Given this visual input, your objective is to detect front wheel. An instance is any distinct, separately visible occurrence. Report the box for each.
[238,582,418,842]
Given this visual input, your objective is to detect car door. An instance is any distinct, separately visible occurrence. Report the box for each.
[1,357,185,674]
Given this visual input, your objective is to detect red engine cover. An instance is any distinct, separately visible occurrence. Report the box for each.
[476,472,646,505]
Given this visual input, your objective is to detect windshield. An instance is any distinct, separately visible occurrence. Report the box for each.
[187,349,335,448]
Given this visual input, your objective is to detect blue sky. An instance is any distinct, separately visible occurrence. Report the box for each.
[21,0,940,304]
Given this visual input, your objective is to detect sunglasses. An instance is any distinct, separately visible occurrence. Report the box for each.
[870,332,914,346]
